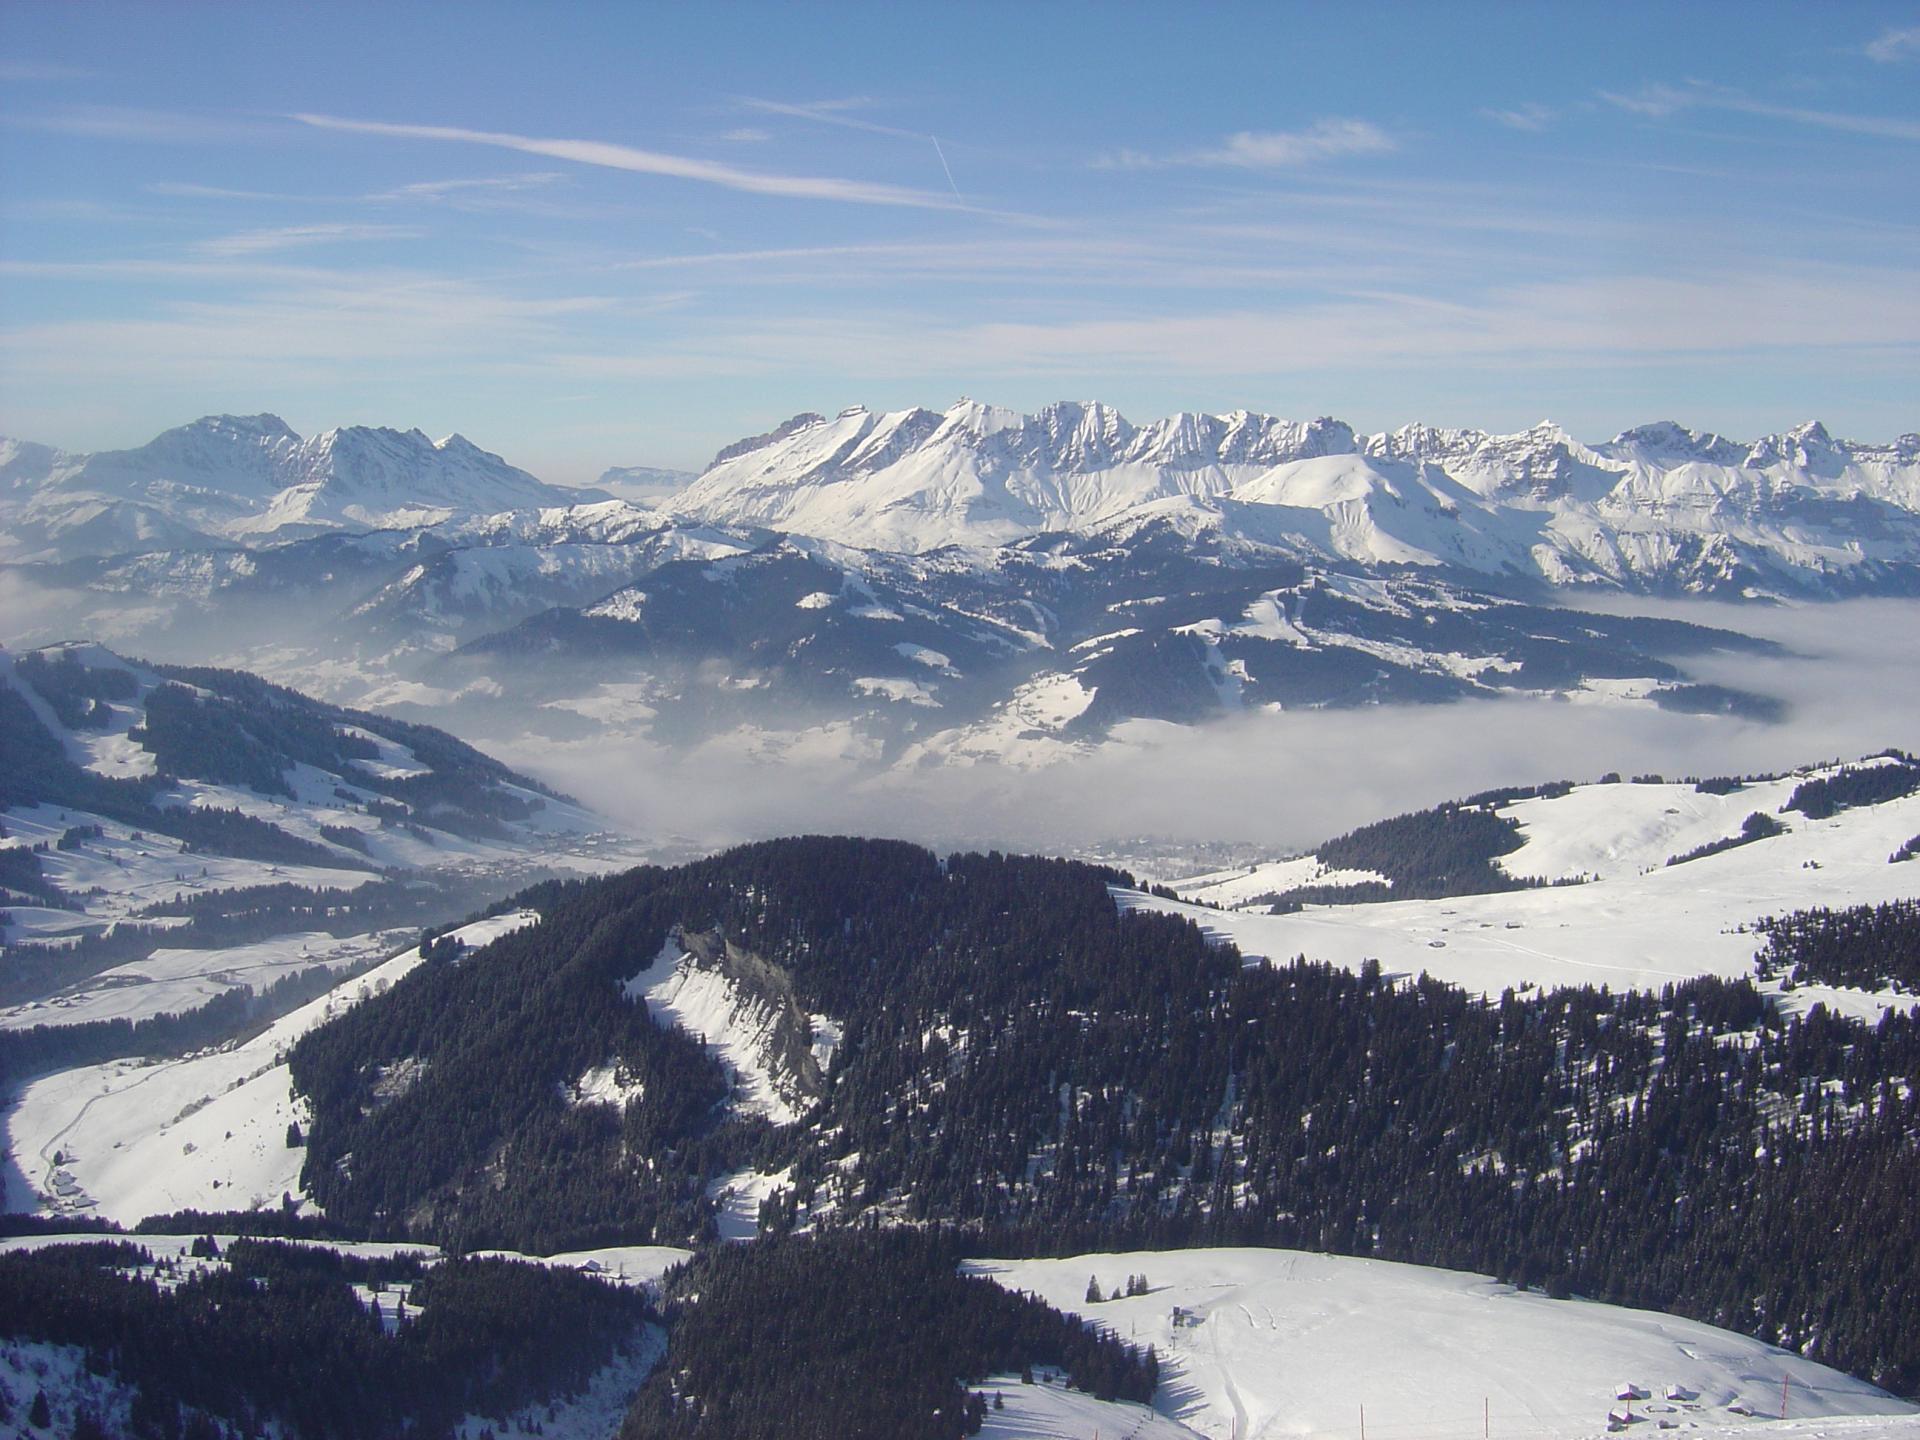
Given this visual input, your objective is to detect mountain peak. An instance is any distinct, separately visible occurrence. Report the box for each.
[1747,419,1845,470]
[1606,421,1747,466]
[706,411,828,470]
[190,412,300,441]
[940,397,1022,435]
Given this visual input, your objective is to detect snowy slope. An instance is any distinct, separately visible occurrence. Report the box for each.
[1149,762,1920,1009]
[968,1249,1917,1440]
[0,911,538,1221]
[973,1371,1202,1439]
[0,1338,144,1438]
[454,524,1778,761]
[9,403,1917,674]
[3,1238,1916,1440]
[619,932,834,1126]
[0,798,379,942]
[671,401,1389,553]
[0,643,597,946]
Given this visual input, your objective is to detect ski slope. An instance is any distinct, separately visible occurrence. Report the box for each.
[1145,767,1920,1012]
[968,1250,1918,1440]
[0,911,539,1221]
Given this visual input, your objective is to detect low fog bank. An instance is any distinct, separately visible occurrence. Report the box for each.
[499,597,1920,867]
[5,573,1914,872]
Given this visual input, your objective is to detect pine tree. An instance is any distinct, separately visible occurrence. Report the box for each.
[1085,1275,1103,1303]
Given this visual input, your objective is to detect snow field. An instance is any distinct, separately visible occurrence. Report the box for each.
[705,1164,795,1242]
[1,799,376,931]
[1150,769,1920,1010]
[0,928,400,1032]
[973,1369,1202,1439]
[967,1250,1917,1440]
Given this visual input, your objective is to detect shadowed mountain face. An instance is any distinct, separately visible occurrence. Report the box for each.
[448,534,1782,751]
[0,641,580,874]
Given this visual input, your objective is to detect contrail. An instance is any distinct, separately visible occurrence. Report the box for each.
[930,135,960,198]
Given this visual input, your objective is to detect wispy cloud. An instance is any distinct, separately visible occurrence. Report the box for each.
[0,272,623,392]
[0,60,95,82]
[1730,96,1920,142]
[367,172,565,201]
[1103,119,1397,170]
[1482,103,1556,132]
[1865,24,1920,62]
[1201,122,1398,167]
[146,181,310,202]
[3,198,138,224]
[738,96,918,140]
[607,234,1407,294]
[1599,83,1696,120]
[8,104,271,143]
[738,97,962,198]
[717,128,772,144]
[290,112,970,210]
[193,223,422,257]
[636,260,1920,384]
[1602,81,1920,141]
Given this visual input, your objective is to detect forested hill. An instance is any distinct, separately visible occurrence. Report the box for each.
[287,837,1920,1393]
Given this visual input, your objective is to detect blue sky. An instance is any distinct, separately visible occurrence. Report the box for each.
[2,0,1917,480]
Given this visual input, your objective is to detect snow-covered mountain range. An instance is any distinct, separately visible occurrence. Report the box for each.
[0,413,599,561]
[671,400,1920,595]
[4,402,1917,758]
[7,403,1919,599]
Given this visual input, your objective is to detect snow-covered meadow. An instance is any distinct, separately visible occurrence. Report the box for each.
[969,1250,1919,1440]
[1143,766,1920,1015]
